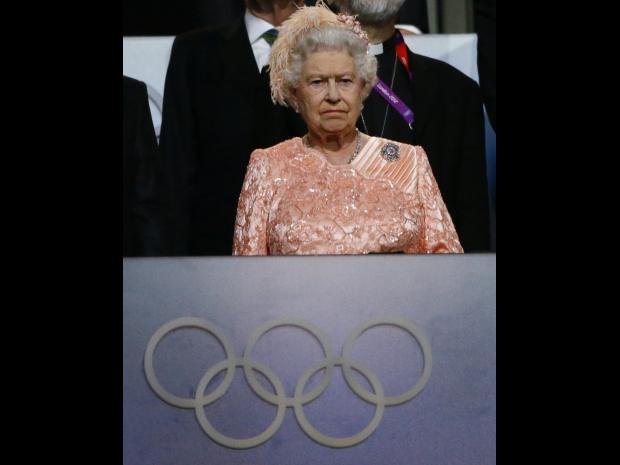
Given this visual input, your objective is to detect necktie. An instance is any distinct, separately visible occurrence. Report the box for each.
[261,28,279,47]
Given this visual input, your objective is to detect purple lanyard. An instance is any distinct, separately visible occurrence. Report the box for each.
[372,31,415,129]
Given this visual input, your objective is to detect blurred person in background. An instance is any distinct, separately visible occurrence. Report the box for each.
[159,0,307,256]
[123,76,167,256]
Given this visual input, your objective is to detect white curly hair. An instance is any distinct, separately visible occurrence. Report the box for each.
[268,1,377,107]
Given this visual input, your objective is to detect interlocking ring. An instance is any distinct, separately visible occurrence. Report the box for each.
[243,317,335,407]
[144,316,432,448]
[195,358,287,449]
[144,317,236,409]
[293,357,385,448]
[342,317,432,406]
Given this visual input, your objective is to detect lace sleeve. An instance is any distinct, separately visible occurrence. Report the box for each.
[407,146,464,254]
[232,149,275,255]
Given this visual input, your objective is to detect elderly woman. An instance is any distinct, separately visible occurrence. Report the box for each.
[233,2,463,255]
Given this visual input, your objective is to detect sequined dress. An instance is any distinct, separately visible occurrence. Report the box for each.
[233,137,463,255]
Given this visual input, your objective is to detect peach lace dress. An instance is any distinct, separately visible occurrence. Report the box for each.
[233,137,463,255]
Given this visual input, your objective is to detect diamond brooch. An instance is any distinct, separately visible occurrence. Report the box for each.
[380,143,400,162]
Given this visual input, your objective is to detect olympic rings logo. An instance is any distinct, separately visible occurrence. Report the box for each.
[144,316,432,449]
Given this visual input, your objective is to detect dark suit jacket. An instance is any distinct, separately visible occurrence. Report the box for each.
[123,76,166,256]
[361,33,490,252]
[159,17,306,255]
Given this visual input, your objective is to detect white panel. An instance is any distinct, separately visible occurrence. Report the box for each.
[402,33,478,82]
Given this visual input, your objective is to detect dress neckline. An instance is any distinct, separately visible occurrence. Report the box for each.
[296,136,375,169]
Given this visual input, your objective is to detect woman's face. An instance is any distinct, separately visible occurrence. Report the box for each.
[292,50,365,136]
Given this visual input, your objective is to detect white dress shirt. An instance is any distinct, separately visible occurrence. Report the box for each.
[245,9,277,73]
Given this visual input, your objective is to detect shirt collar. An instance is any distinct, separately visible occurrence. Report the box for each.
[368,31,402,55]
[368,42,384,56]
[245,9,276,44]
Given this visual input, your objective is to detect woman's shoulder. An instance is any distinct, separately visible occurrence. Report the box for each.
[247,138,305,177]
[252,137,303,161]
[356,137,430,194]
[251,137,303,165]
[375,136,423,148]
[365,137,426,162]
